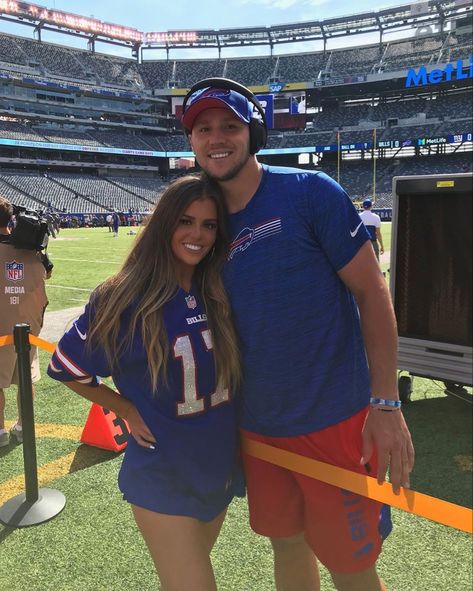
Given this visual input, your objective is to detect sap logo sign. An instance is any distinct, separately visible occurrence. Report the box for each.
[406,57,473,88]
[269,82,285,93]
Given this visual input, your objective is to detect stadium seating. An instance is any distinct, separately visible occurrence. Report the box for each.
[87,130,155,151]
[13,36,89,80]
[0,120,47,142]
[108,176,166,202]
[48,173,155,212]
[367,97,427,122]
[158,135,190,152]
[225,57,274,86]
[37,128,103,147]
[282,131,334,148]
[382,35,445,72]
[175,59,225,86]
[330,45,383,77]
[2,150,470,215]
[380,123,441,141]
[276,53,326,85]
[0,175,46,210]
[0,170,163,213]
[445,32,473,62]
[311,105,370,131]
[0,22,471,220]
[427,92,473,120]
[0,34,144,88]
[264,133,284,149]
[139,61,173,89]
[318,152,473,205]
[2,29,472,90]
[0,35,29,67]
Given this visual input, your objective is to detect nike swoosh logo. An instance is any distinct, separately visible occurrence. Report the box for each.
[350,221,363,238]
[74,323,87,340]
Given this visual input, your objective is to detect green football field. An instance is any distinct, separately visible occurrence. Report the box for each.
[0,225,471,591]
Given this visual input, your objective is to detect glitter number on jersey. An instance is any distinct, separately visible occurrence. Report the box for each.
[174,329,229,416]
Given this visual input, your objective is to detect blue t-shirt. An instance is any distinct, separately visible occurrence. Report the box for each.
[224,165,371,436]
[47,286,241,521]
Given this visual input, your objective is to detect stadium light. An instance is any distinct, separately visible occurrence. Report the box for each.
[0,1,142,43]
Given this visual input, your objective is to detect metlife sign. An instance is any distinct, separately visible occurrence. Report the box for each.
[405,57,473,88]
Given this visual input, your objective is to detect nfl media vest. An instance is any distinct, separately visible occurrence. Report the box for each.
[0,241,48,338]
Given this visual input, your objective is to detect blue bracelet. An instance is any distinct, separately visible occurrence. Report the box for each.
[370,397,402,408]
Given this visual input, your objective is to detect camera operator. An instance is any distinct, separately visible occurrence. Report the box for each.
[0,196,52,447]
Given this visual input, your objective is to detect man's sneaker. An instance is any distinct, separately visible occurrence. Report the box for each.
[10,425,23,444]
[0,430,9,448]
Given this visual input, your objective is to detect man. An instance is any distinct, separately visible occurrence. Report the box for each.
[182,79,414,591]
[0,196,51,447]
[359,198,384,262]
[111,210,120,237]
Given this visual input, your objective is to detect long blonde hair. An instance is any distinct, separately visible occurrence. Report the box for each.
[87,175,240,391]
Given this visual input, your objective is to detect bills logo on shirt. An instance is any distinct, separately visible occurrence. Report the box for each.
[185,295,197,310]
[5,261,24,282]
[228,227,254,260]
[228,218,282,260]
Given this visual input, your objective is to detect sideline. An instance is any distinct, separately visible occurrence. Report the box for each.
[0,422,83,505]
[0,332,472,534]
[40,306,84,343]
[50,257,122,264]
[46,285,91,291]
[0,452,76,506]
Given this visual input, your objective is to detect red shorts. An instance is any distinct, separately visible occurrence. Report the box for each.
[242,408,388,574]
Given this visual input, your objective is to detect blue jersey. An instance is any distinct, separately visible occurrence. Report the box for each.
[47,286,241,521]
[224,165,371,437]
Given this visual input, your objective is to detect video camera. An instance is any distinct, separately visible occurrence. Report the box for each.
[9,205,50,251]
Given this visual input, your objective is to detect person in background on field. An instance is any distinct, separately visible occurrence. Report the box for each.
[182,78,414,591]
[359,199,384,262]
[111,210,120,237]
[47,176,242,591]
[0,196,52,447]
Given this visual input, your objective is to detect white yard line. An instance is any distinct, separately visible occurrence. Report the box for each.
[50,257,121,264]
[47,285,92,291]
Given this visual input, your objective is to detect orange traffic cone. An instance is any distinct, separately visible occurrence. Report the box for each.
[80,403,130,452]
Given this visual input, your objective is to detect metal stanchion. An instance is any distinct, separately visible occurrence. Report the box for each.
[0,323,66,527]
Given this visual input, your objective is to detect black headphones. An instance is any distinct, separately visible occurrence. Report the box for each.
[182,78,268,155]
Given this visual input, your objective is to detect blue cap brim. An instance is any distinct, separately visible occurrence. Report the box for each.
[182,90,252,130]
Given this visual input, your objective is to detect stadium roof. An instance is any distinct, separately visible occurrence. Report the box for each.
[0,0,471,51]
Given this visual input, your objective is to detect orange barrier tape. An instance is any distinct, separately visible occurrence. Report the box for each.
[242,437,473,534]
[29,334,57,353]
[1,332,471,533]
[0,334,13,347]
[0,333,56,353]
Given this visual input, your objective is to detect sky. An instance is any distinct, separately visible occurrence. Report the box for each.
[0,0,428,58]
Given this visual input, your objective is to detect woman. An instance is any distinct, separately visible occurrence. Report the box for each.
[48,175,241,591]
